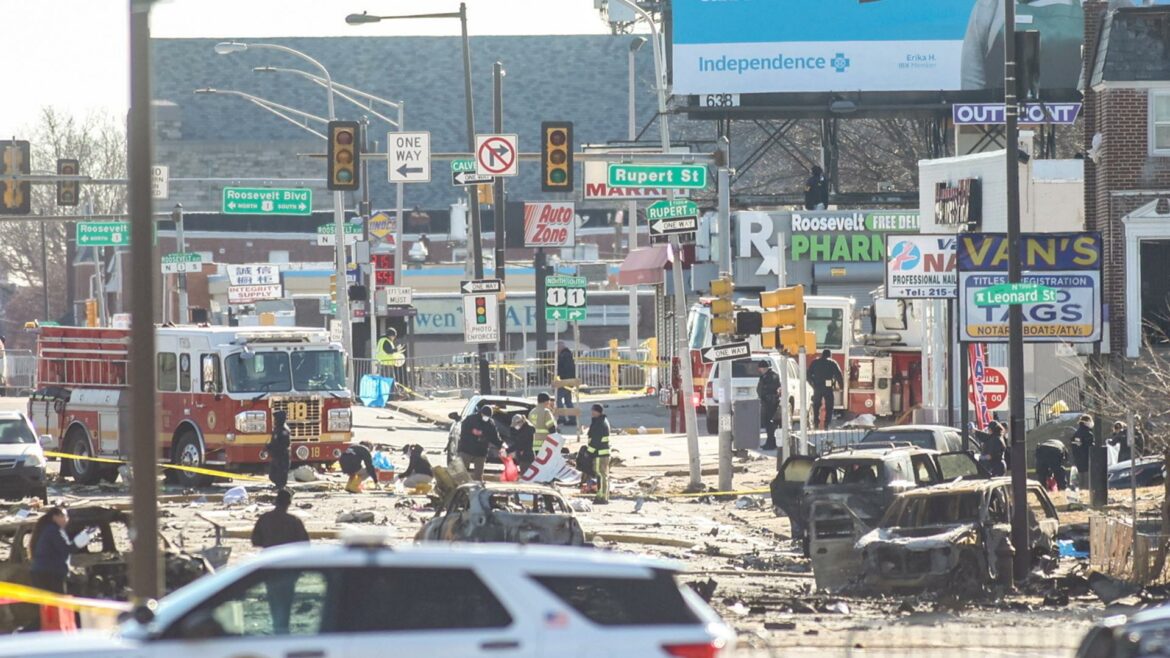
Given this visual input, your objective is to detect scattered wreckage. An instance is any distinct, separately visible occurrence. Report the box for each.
[416,482,585,546]
[0,506,212,632]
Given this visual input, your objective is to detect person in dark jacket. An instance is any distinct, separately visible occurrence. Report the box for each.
[507,414,536,475]
[756,360,782,451]
[1071,414,1095,488]
[586,404,612,504]
[556,342,577,426]
[803,165,829,210]
[1035,438,1071,490]
[250,488,307,635]
[980,421,1007,477]
[807,350,844,430]
[1109,421,1132,463]
[457,405,503,481]
[29,507,93,595]
[267,410,291,490]
[340,442,379,493]
[400,444,434,489]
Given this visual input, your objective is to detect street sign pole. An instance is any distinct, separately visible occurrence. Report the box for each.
[716,140,734,492]
[173,204,188,324]
[493,61,508,366]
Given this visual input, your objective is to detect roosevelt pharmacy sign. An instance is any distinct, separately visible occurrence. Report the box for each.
[790,211,919,261]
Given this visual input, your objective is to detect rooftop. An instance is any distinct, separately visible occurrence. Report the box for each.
[1090,6,1170,87]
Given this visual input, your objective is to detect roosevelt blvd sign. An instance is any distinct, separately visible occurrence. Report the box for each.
[973,283,1058,307]
[700,341,751,364]
[161,252,203,274]
[222,187,312,215]
[608,163,707,190]
[77,222,130,246]
[647,199,699,235]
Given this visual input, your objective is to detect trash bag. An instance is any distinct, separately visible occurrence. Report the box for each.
[501,455,520,482]
[223,486,248,505]
[372,451,394,471]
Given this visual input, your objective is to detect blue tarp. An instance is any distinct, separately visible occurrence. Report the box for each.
[359,375,395,408]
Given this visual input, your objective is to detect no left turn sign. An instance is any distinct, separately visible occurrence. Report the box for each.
[475,134,518,177]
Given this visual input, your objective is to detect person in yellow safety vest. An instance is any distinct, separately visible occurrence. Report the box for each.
[375,328,406,367]
[586,404,611,504]
[528,392,556,458]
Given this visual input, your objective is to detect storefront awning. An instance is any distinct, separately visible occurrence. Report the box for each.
[617,245,673,286]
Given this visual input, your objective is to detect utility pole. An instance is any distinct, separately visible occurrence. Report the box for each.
[39,215,49,321]
[1003,0,1030,583]
[173,204,188,323]
[535,248,548,353]
[627,37,645,362]
[359,118,375,369]
[493,62,508,367]
[716,137,733,492]
[127,0,162,601]
[458,3,491,395]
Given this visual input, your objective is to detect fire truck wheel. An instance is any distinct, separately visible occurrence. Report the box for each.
[172,432,212,488]
[64,432,101,486]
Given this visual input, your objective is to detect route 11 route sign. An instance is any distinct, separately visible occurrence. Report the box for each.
[545,275,587,322]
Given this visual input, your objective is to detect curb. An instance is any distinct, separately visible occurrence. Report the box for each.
[383,402,453,427]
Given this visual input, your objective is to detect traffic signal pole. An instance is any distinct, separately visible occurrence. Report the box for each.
[493,62,508,365]
[716,139,733,492]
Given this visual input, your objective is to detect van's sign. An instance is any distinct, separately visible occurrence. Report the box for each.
[957,232,1102,343]
[790,211,919,262]
[885,235,957,299]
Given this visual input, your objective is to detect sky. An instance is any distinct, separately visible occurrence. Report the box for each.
[0,0,614,135]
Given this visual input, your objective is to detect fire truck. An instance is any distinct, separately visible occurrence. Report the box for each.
[688,295,923,420]
[27,325,353,487]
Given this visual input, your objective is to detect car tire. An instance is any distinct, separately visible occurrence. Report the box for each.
[171,431,212,488]
[706,410,719,435]
[64,430,102,485]
[100,468,119,484]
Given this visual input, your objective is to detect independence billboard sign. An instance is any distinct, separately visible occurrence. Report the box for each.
[671,0,1084,95]
[957,232,1102,343]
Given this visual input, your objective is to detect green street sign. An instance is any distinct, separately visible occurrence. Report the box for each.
[222,187,312,215]
[546,275,587,321]
[162,252,203,274]
[646,199,699,221]
[546,307,587,322]
[974,283,1059,307]
[607,163,707,190]
[77,222,130,247]
[451,158,477,173]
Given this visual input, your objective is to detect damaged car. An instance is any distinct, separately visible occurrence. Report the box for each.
[416,482,586,546]
[856,478,1060,593]
[0,506,212,632]
[771,444,986,554]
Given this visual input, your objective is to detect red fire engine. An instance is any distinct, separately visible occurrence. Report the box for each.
[28,325,353,487]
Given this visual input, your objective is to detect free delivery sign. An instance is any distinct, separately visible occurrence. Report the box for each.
[790,211,918,262]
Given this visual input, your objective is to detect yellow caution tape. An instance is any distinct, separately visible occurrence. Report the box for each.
[45,451,270,483]
[0,581,131,613]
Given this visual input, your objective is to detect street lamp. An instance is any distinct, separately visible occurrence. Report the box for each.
[214,41,353,384]
[252,67,402,129]
[194,88,328,139]
[625,36,646,364]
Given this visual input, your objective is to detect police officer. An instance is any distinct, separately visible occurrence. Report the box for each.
[266,410,291,489]
[807,349,844,430]
[756,360,781,451]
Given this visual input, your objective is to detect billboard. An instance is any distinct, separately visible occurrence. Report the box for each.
[885,235,957,299]
[957,232,1102,343]
[671,0,1084,95]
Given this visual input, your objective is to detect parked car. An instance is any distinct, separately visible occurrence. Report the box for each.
[0,540,735,658]
[856,478,1059,593]
[1108,456,1165,489]
[771,445,985,544]
[0,411,47,502]
[857,424,966,452]
[703,354,812,435]
[0,506,211,633]
[445,395,536,464]
[416,482,586,546]
[1075,602,1170,658]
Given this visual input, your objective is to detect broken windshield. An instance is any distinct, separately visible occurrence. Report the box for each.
[810,461,882,485]
[882,492,983,528]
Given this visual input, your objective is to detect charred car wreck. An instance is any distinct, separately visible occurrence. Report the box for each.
[416,482,586,546]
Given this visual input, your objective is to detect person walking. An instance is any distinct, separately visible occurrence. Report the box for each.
[250,489,308,635]
[586,404,612,504]
[980,421,1007,477]
[556,342,577,426]
[267,410,291,490]
[339,441,379,493]
[807,349,844,430]
[507,414,536,475]
[756,360,781,451]
[1071,414,1095,489]
[400,444,434,489]
[29,507,93,595]
[803,165,829,210]
[528,393,557,461]
[458,405,502,482]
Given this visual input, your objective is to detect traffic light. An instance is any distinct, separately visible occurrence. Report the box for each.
[329,274,338,307]
[1,140,31,215]
[327,121,360,192]
[709,274,735,337]
[759,285,816,355]
[84,299,98,327]
[56,158,79,207]
[474,296,488,324]
[540,121,573,192]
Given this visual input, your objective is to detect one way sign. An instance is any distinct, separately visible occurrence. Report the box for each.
[460,279,502,295]
[700,341,751,364]
[452,170,493,186]
[388,131,431,183]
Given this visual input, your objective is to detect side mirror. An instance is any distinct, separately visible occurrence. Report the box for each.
[39,434,51,447]
[131,600,157,625]
[448,412,461,422]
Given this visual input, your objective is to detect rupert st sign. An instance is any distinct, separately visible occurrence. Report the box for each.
[957,232,1102,343]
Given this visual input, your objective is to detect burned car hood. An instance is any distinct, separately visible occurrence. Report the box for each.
[857,524,976,551]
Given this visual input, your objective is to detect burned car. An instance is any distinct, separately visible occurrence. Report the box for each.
[416,482,586,546]
[856,478,1059,592]
[0,506,211,632]
[771,445,986,553]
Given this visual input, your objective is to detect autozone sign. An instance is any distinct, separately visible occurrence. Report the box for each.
[523,202,575,248]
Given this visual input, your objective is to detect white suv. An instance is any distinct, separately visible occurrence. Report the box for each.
[704,354,813,434]
[0,540,734,658]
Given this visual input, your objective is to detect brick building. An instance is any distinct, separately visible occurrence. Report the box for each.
[1082,2,1170,357]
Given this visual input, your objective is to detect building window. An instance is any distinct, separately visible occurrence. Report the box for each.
[1153,92,1170,156]
[268,250,290,264]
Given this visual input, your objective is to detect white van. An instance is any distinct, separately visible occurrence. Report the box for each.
[703,353,814,434]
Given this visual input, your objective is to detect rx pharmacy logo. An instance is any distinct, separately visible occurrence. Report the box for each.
[831,53,851,73]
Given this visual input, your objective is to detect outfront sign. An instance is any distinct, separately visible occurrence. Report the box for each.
[957,232,1102,343]
[952,103,1082,126]
[523,202,576,248]
[885,234,957,299]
